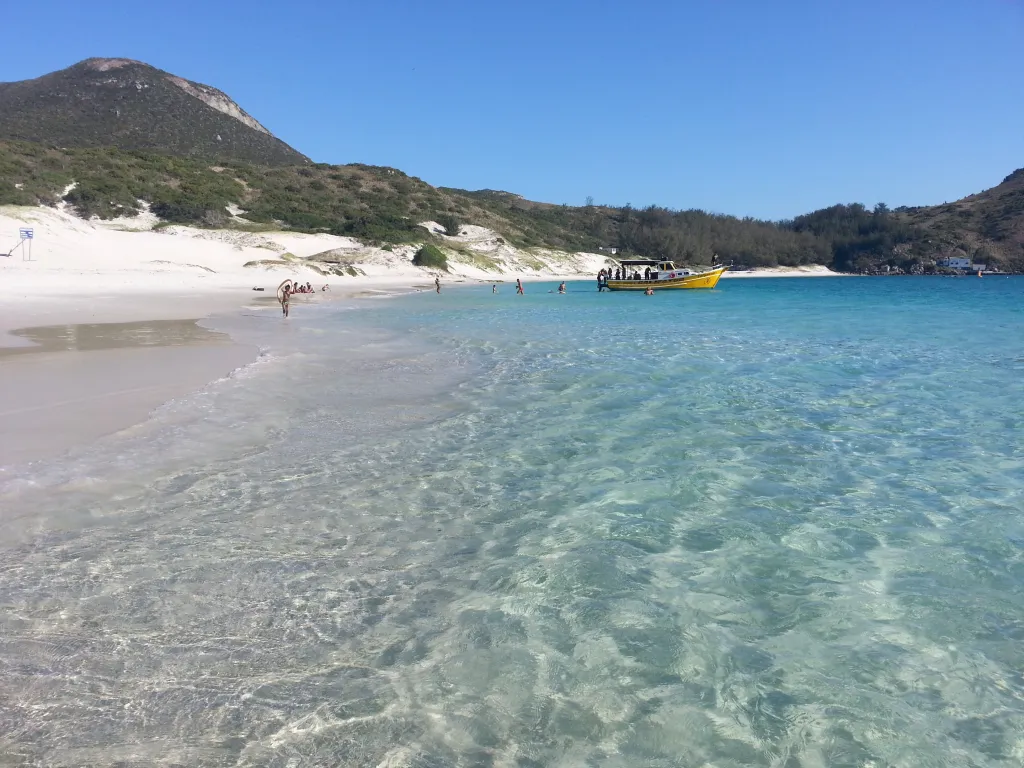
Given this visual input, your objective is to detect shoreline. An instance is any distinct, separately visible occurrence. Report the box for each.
[0,267,851,467]
[0,295,258,467]
[0,201,845,467]
[720,265,844,278]
[0,281,437,468]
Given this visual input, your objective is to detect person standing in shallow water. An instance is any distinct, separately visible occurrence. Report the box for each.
[516,278,524,295]
[435,276,441,294]
[280,285,290,317]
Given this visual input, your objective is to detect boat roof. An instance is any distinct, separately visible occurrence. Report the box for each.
[616,259,665,266]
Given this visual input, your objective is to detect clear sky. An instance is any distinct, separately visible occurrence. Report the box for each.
[4,0,1023,219]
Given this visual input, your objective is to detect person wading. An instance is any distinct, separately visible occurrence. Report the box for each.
[280,285,291,317]
[435,276,441,294]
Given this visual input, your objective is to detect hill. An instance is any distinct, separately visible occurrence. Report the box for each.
[0,139,831,265]
[0,58,308,166]
[2,138,1022,272]
[0,55,1020,272]
[899,169,1024,270]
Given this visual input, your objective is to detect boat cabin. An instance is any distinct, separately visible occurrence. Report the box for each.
[611,259,696,282]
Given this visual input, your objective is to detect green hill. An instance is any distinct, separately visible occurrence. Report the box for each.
[0,58,307,166]
[900,169,1024,271]
[0,139,829,264]
[2,138,1021,272]
[0,58,1020,273]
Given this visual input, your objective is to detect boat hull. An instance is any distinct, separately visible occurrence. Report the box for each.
[607,266,728,291]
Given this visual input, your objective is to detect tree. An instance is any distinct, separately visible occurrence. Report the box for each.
[436,212,461,237]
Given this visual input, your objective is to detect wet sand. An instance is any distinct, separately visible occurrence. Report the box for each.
[0,317,256,466]
[0,318,232,358]
[0,283,436,469]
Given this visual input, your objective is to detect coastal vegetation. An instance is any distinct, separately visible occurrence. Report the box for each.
[412,244,448,271]
[1,137,1021,272]
[436,213,462,237]
[2,58,1022,273]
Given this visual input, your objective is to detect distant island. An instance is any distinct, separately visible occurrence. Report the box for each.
[1,57,1021,274]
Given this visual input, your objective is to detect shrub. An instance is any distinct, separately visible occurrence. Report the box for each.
[150,198,223,224]
[413,243,448,271]
[436,212,462,237]
[332,214,420,244]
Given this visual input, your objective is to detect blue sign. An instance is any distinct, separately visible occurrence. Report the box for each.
[19,228,33,239]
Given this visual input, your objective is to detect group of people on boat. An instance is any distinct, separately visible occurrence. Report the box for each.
[622,267,656,280]
[596,268,657,294]
[596,266,658,289]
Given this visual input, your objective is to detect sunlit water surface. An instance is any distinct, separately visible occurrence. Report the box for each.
[2,277,1024,767]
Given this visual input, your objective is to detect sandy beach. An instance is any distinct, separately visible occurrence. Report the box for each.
[0,204,843,467]
[720,264,843,278]
[0,295,252,466]
[0,205,589,466]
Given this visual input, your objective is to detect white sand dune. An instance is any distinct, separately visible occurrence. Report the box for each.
[0,206,613,303]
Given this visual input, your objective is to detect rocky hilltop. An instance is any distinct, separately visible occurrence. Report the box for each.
[0,58,307,166]
[901,168,1024,269]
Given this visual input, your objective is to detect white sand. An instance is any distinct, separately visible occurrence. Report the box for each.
[0,204,840,466]
[0,204,596,466]
[721,265,844,278]
[0,206,613,302]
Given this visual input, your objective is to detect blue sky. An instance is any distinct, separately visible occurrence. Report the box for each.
[4,0,1023,219]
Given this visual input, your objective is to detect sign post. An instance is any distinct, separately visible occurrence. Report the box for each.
[18,228,33,261]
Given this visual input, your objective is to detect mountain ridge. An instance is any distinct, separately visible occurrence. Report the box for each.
[0,58,307,166]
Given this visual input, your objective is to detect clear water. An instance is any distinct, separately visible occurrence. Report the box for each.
[2,277,1024,767]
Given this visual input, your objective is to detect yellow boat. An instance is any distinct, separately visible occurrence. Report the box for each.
[605,259,728,291]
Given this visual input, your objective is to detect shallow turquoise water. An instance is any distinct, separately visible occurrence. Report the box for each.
[2,277,1024,766]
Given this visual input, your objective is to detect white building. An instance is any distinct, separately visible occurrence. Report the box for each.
[937,257,971,269]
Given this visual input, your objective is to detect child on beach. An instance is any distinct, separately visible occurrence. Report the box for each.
[281,286,290,317]
[435,277,441,294]
[516,279,524,295]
